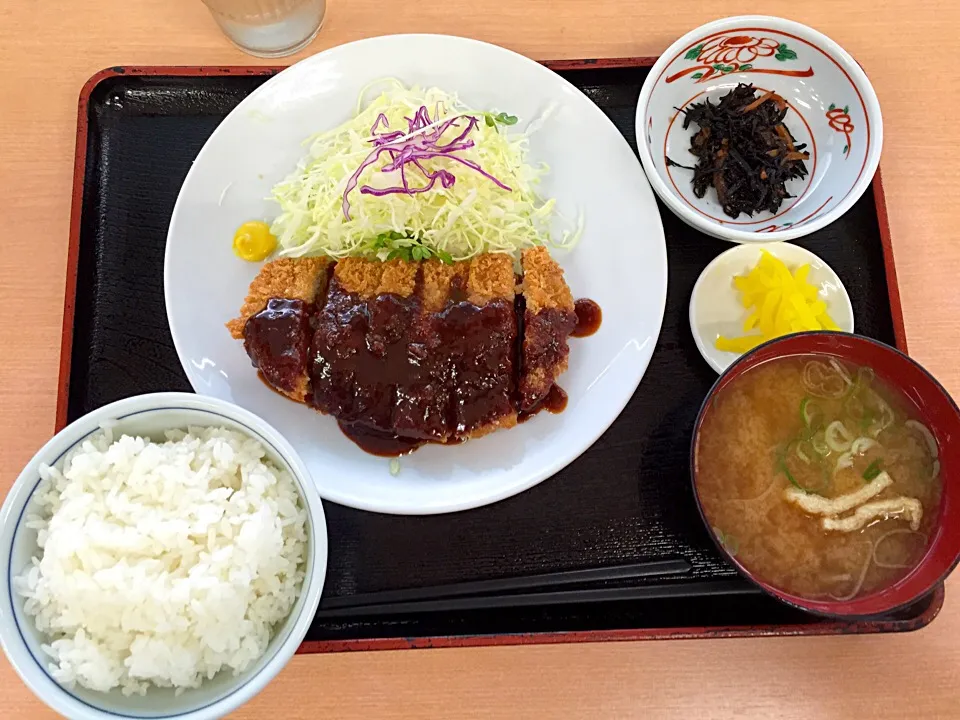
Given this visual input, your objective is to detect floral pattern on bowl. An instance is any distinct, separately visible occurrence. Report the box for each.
[667,34,812,85]
[636,16,883,243]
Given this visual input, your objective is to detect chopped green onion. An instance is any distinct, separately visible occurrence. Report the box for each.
[865,389,896,438]
[389,458,401,476]
[863,458,884,481]
[800,397,823,431]
[842,367,869,401]
[825,420,854,453]
[829,358,854,388]
[777,445,799,489]
[810,432,830,457]
[777,441,828,493]
[905,420,939,460]
[844,392,866,421]
[796,437,824,463]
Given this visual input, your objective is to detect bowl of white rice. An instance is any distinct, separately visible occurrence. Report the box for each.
[0,392,327,720]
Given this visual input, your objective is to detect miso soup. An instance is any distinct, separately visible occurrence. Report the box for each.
[695,354,941,601]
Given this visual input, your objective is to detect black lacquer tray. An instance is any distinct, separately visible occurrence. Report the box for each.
[61,60,939,653]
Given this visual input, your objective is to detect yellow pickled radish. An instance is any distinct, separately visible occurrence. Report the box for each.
[715,250,841,354]
[819,313,840,331]
[232,221,277,262]
[715,335,767,353]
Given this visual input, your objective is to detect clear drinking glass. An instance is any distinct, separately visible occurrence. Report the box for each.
[201,0,326,58]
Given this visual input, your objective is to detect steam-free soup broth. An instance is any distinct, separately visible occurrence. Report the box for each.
[695,354,941,601]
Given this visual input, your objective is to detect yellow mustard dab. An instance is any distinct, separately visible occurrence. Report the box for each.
[232,221,277,262]
[716,250,840,354]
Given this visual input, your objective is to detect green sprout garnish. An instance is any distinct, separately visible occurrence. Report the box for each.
[863,458,884,481]
[484,111,519,128]
[365,231,454,264]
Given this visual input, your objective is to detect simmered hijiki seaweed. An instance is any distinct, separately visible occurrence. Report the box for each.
[668,84,810,219]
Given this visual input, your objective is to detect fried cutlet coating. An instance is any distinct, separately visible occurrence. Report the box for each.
[468,253,515,305]
[519,247,576,411]
[285,374,310,403]
[421,259,466,312]
[333,257,419,298]
[334,257,384,298]
[332,253,515,308]
[377,258,419,297]
[519,365,552,408]
[521,246,574,313]
[465,411,519,440]
[230,249,574,442]
[226,257,331,339]
[422,254,514,311]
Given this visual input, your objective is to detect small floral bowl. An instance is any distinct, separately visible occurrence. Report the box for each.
[636,15,883,243]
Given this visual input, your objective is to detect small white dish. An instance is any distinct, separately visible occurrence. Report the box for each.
[636,15,883,242]
[0,393,327,720]
[164,34,668,515]
[690,242,853,373]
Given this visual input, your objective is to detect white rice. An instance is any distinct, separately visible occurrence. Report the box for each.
[13,424,308,696]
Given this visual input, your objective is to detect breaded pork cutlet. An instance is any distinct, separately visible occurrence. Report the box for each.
[226,257,331,338]
[310,255,518,445]
[227,257,331,402]
[310,257,421,431]
[406,254,519,440]
[229,249,581,452]
[518,246,576,411]
[454,254,518,439]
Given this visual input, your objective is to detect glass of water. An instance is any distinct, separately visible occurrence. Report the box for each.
[201,0,326,58]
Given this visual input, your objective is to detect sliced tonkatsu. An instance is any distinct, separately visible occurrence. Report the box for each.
[228,249,584,453]
[439,254,518,440]
[517,247,577,411]
[226,257,332,402]
[310,254,517,447]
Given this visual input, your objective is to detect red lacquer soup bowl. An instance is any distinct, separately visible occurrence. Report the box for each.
[690,332,960,618]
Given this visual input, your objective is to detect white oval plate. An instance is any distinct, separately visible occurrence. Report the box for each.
[165,35,667,515]
[689,242,853,373]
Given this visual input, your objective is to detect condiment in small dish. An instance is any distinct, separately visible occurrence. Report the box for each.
[636,15,883,242]
[690,242,853,372]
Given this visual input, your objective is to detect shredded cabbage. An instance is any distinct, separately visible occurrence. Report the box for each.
[269,79,581,261]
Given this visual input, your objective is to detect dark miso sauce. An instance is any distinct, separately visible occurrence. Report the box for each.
[311,276,517,452]
[572,298,602,338]
[244,298,312,394]
[245,275,591,457]
[337,421,424,457]
[518,384,568,423]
